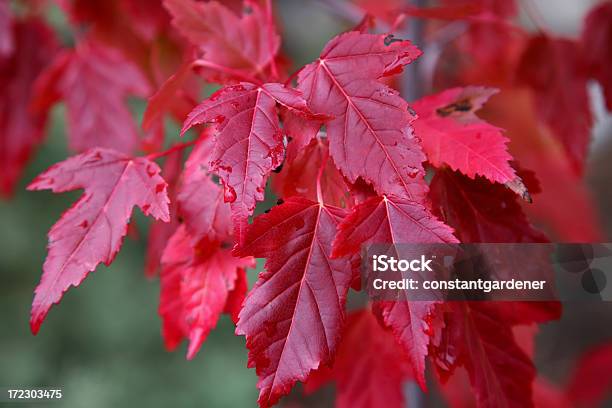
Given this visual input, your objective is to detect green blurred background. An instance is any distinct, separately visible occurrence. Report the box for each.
[2,1,612,407]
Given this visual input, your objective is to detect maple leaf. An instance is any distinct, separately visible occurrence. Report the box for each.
[304,309,414,408]
[431,302,536,408]
[234,197,354,407]
[582,0,612,111]
[28,148,170,334]
[412,86,528,200]
[163,0,279,82]
[177,134,232,243]
[332,194,457,386]
[295,31,428,200]
[159,225,254,359]
[0,18,58,197]
[32,38,150,154]
[429,168,547,243]
[181,82,318,246]
[516,34,592,174]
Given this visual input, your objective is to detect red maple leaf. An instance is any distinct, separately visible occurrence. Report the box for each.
[32,38,150,154]
[0,18,58,196]
[294,31,428,200]
[28,148,170,334]
[235,197,354,407]
[181,82,318,246]
[332,194,457,385]
[412,86,528,199]
[159,225,254,359]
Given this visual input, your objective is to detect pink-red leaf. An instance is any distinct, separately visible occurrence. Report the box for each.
[32,39,150,153]
[28,148,170,334]
[235,197,354,407]
[295,31,428,200]
[159,225,254,359]
[412,86,527,199]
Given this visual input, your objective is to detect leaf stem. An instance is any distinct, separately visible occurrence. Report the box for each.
[146,139,199,161]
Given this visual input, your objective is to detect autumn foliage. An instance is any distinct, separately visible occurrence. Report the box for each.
[2,0,611,407]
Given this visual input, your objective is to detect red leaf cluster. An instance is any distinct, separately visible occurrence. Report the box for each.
[5,1,609,407]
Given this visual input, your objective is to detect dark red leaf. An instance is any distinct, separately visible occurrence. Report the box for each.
[429,169,548,243]
[28,148,170,334]
[235,197,354,407]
